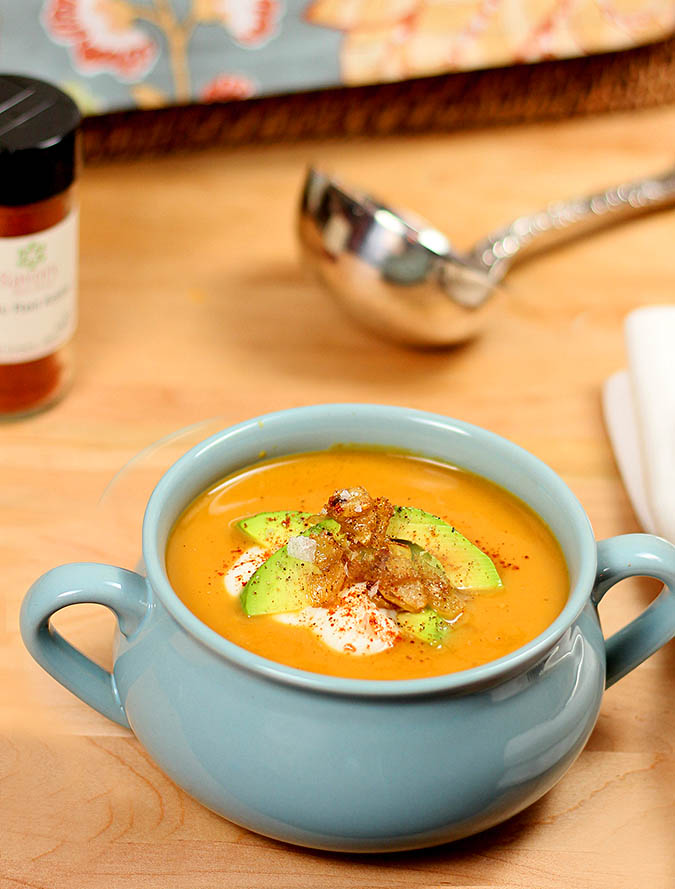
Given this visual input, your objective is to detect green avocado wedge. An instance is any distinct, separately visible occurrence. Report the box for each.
[397,608,457,647]
[399,540,445,576]
[240,520,339,616]
[388,506,501,590]
[394,542,463,645]
[236,511,315,551]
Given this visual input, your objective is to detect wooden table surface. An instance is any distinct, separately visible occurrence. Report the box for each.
[2,105,675,889]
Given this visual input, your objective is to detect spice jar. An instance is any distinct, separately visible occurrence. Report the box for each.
[0,74,80,419]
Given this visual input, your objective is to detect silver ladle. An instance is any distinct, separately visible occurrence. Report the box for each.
[298,165,675,347]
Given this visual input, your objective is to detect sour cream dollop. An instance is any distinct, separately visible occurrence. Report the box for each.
[277,584,400,655]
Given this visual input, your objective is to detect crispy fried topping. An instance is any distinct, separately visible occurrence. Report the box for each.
[310,528,347,607]
[306,487,462,616]
[325,486,393,549]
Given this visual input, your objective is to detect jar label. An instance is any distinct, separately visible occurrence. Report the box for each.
[0,210,78,363]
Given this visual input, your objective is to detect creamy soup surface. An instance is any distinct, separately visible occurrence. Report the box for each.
[166,449,569,679]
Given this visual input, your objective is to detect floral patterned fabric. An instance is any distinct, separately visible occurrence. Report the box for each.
[2,0,673,114]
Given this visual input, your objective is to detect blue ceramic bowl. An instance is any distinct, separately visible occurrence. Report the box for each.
[20,405,675,851]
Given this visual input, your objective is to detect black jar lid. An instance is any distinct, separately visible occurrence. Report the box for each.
[0,74,81,206]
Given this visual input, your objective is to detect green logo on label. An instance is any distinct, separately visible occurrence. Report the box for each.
[17,241,47,270]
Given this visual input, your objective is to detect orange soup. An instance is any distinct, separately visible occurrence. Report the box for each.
[166,449,569,679]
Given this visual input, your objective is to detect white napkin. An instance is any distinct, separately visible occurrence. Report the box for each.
[602,306,675,541]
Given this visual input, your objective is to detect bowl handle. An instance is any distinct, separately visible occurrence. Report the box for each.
[593,534,675,687]
[20,563,150,728]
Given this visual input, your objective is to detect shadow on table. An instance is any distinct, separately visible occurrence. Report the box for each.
[280,794,552,871]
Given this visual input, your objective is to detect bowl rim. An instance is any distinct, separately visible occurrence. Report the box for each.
[142,404,597,698]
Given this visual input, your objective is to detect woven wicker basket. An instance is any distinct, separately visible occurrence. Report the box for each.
[82,35,675,161]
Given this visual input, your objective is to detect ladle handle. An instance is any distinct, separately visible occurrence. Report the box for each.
[469,166,675,279]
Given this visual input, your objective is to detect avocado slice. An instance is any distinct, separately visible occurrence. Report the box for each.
[240,520,339,616]
[400,540,445,575]
[388,506,501,590]
[237,510,314,551]
[397,608,456,646]
[393,543,462,646]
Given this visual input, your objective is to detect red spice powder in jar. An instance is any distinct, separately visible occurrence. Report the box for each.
[0,75,80,418]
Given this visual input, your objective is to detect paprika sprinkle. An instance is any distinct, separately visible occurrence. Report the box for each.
[0,74,80,418]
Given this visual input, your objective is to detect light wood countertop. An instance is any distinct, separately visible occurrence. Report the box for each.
[2,105,675,888]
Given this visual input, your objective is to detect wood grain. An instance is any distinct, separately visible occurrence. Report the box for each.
[2,105,675,888]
